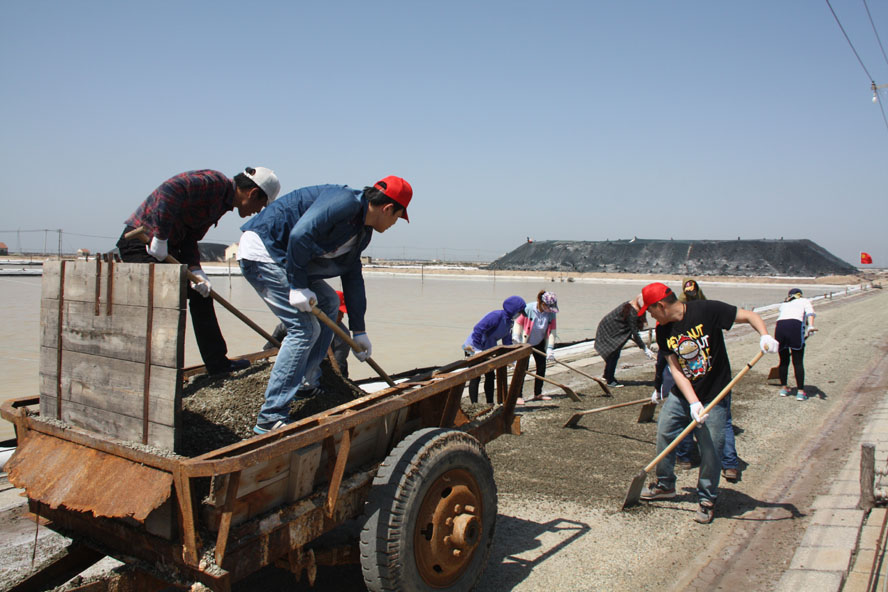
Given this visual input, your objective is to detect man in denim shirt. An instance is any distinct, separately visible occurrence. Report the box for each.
[238,176,413,434]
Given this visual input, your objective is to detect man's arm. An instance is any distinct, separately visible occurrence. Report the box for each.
[666,354,699,405]
[736,308,780,353]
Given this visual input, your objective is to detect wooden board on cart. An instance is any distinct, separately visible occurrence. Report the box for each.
[38,260,187,449]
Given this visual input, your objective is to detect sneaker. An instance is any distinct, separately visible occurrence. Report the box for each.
[694,500,715,524]
[296,386,325,398]
[778,386,790,397]
[640,482,676,501]
[253,419,292,435]
[796,390,808,401]
[607,381,624,388]
[675,459,694,471]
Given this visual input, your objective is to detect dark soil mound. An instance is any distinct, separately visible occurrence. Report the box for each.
[487,239,858,277]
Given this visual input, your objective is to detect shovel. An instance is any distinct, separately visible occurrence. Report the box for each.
[563,397,654,428]
[524,371,582,402]
[621,350,764,510]
[123,227,281,348]
[311,306,397,388]
[533,348,612,396]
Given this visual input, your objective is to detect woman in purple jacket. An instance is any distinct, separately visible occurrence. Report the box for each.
[463,296,526,404]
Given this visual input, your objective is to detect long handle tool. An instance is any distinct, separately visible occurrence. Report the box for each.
[621,350,763,510]
[311,306,396,388]
[563,397,650,428]
[524,371,581,402]
[533,348,612,396]
[124,226,280,348]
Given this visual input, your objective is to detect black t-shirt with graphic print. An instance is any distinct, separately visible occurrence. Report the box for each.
[656,299,737,404]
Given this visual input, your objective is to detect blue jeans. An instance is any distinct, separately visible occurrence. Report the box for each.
[240,259,340,426]
[654,392,728,504]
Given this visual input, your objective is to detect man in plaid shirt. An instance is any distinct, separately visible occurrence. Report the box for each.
[116,167,280,375]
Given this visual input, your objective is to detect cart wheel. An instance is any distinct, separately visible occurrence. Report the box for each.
[359,428,497,592]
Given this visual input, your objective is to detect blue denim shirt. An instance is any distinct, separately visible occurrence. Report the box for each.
[240,184,372,331]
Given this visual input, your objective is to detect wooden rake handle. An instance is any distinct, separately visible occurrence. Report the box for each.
[123,226,281,348]
[532,347,611,395]
[311,306,396,387]
[642,350,764,473]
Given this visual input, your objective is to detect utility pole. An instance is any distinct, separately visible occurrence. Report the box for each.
[58,229,62,259]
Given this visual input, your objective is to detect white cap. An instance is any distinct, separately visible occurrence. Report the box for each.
[244,166,281,202]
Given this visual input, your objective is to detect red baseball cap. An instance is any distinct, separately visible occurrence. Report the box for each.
[373,176,412,222]
[637,282,674,316]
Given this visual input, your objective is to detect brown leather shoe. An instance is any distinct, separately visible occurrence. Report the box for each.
[722,468,739,482]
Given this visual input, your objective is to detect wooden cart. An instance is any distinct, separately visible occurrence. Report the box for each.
[1,261,531,591]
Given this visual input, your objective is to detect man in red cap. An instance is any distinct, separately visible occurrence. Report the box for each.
[637,282,779,524]
[237,176,412,434]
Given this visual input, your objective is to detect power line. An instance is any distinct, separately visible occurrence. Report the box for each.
[862,0,888,68]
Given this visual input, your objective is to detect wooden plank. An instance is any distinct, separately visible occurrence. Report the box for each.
[41,261,185,309]
[286,443,322,502]
[38,397,175,450]
[39,349,179,430]
[40,299,183,368]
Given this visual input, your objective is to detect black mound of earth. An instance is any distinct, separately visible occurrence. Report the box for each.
[487,238,858,277]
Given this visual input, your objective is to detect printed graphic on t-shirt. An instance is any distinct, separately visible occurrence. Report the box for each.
[666,323,711,381]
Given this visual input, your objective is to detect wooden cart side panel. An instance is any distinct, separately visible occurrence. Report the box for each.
[202,411,402,531]
[38,261,186,449]
[40,299,183,367]
[42,260,185,309]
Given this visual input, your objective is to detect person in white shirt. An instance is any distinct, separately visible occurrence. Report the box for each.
[774,288,816,401]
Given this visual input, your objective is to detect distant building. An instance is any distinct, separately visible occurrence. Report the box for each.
[77,248,91,259]
[224,243,239,261]
[0,242,7,256]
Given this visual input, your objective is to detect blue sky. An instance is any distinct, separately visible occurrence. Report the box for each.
[1,1,886,266]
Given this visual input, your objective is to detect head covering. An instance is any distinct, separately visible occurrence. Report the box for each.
[503,296,526,319]
[638,282,675,316]
[244,166,281,202]
[787,288,803,301]
[678,277,706,302]
[541,291,558,313]
[373,176,413,222]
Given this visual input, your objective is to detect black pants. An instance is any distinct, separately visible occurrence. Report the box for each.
[603,349,622,383]
[468,371,495,404]
[529,341,547,396]
[778,346,805,388]
[116,229,230,373]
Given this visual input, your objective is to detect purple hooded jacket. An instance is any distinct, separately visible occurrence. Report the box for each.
[463,296,527,351]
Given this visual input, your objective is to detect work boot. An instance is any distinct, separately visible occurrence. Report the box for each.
[694,500,715,524]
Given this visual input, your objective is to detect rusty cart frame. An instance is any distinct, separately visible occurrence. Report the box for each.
[2,343,531,592]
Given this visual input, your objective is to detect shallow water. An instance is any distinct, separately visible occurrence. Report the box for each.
[0,270,836,440]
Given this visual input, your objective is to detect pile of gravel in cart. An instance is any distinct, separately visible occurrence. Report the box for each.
[178,359,365,457]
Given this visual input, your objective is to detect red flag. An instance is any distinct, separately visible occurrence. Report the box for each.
[861,252,873,265]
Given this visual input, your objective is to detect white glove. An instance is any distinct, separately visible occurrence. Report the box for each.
[651,389,662,405]
[463,344,477,355]
[690,402,709,425]
[353,332,372,361]
[760,334,780,354]
[146,236,168,261]
[189,269,212,298]
[288,288,317,313]
[546,348,555,362]
[644,347,655,360]
[806,326,817,338]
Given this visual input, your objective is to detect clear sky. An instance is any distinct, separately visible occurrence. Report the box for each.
[1,1,886,267]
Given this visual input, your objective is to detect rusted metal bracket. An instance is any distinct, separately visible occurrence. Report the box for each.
[325,428,353,518]
[214,470,242,566]
[276,548,317,586]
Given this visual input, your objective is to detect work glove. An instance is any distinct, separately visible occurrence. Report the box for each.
[546,348,555,362]
[463,344,477,355]
[146,236,168,261]
[353,332,372,361]
[651,389,662,405]
[189,269,212,298]
[806,326,817,338]
[289,288,317,313]
[644,347,656,360]
[759,334,780,354]
[690,402,709,425]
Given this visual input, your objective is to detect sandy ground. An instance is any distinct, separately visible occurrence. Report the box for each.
[1,284,886,591]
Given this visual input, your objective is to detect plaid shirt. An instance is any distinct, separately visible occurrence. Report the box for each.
[125,170,235,266]
[594,302,647,359]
